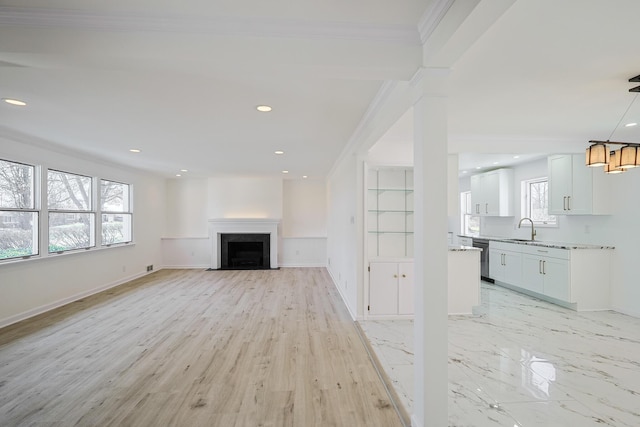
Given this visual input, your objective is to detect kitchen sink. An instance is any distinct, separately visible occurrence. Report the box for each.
[507,238,534,242]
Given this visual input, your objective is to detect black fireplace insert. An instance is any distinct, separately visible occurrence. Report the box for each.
[220,233,270,270]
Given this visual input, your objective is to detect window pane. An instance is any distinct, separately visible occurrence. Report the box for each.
[48,170,92,211]
[101,180,130,212]
[49,212,95,252]
[102,213,132,245]
[528,180,556,224]
[0,159,34,209]
[0,211,38,259]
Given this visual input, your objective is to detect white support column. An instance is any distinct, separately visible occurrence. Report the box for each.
[411,67,450,427]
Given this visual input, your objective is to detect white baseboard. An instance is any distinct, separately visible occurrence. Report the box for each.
[327,267,357,321]
[161,264,211,269]
[0,269,159,329]
[278,262,327,268]
[411,414,423,427]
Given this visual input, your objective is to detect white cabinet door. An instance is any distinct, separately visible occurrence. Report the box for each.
[398,262,414,315]
[521,254,545,294]
[489,248,504,281]
[568,155,593,214]
[470,174,482,215]
[542,258,571,301]
[369,262,399,315]
[548,154,572,215]
[503,251,522,285]
[482,171,500,215]
[470,169,513,216]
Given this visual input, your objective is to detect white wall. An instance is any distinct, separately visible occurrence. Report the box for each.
[470,157,638,316]
[165,178,208,237]
[207,177,283,219]
[282,179,327,237]
[280,179,328,267]
[326,156,360,319]
[163,176,328,268]
[0,135,166,327]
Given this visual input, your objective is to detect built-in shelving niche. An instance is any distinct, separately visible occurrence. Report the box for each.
[367,167,413,258]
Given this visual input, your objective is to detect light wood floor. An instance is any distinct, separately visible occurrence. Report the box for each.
[0,268,402,427]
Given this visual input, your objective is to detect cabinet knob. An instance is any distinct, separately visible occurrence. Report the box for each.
[393,274,398,278]
[402,274,406,278]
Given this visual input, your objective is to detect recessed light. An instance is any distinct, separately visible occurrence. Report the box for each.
[256,105,272,112]
[302,175,308,178]
[493,161,499,165]
[3,98,27,106]
[476,166,481,169]
[175,174,181,177]
[274,150,285,155]
[513,155,520,159]
[180,169,188,172]
[462,170,468,174]
[282,170,289,174]
[129,149,141,153]
[625,122,638,127]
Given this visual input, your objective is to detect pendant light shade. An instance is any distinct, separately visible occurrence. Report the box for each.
[604,150,625,174]
[585,143,610,167]
[619,145,639,168]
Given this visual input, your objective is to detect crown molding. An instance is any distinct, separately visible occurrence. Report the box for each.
[0,6,421,45]
[418,0,455,44]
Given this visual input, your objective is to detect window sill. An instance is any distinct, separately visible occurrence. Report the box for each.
[0,242,136,267]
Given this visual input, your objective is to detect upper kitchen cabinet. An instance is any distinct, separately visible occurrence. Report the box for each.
[470,168,514,216]
[548,154,610,215]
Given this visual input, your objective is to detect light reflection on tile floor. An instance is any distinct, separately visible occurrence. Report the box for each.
[359,282,640,427]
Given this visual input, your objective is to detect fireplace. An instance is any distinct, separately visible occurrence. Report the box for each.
[208,218,280,270]
[220,233,270,270]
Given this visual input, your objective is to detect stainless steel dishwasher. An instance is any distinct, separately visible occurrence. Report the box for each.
[471,237,493,282]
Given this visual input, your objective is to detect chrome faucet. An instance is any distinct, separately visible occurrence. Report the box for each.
[518,217,536,241]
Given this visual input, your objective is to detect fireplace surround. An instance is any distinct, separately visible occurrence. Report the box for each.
[208,218,279,270]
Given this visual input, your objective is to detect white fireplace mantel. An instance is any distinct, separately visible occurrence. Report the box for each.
[208,218,280,269]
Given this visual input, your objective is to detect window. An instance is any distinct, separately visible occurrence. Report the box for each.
[522,177,556,226]
[47,169,95,252]
[460,191,480,235]
[0,159,38,260]
[101,180,132,245]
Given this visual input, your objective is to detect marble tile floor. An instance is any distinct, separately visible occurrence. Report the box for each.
[359,282,640,427]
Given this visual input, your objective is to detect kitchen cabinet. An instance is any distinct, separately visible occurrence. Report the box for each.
[520,246,571,301]
[548,154,610,215]
[489,241,522,284]
[368,262,413,315]
[489,240,611,310]
[470,168,514,216]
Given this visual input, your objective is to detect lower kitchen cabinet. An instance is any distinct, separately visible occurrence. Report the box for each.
[520,246,571,302]
[489,240,610,310]
[368,262,413,315]
[489,242,522,284]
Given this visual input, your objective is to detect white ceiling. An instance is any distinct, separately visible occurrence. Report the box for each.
[2,0,640,179]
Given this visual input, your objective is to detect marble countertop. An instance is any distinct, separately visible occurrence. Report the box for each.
[457,234,615,250]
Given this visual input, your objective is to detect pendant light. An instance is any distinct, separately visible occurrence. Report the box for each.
[585,142,610,167]
[619,145,639,168]
[604,150,625,174]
